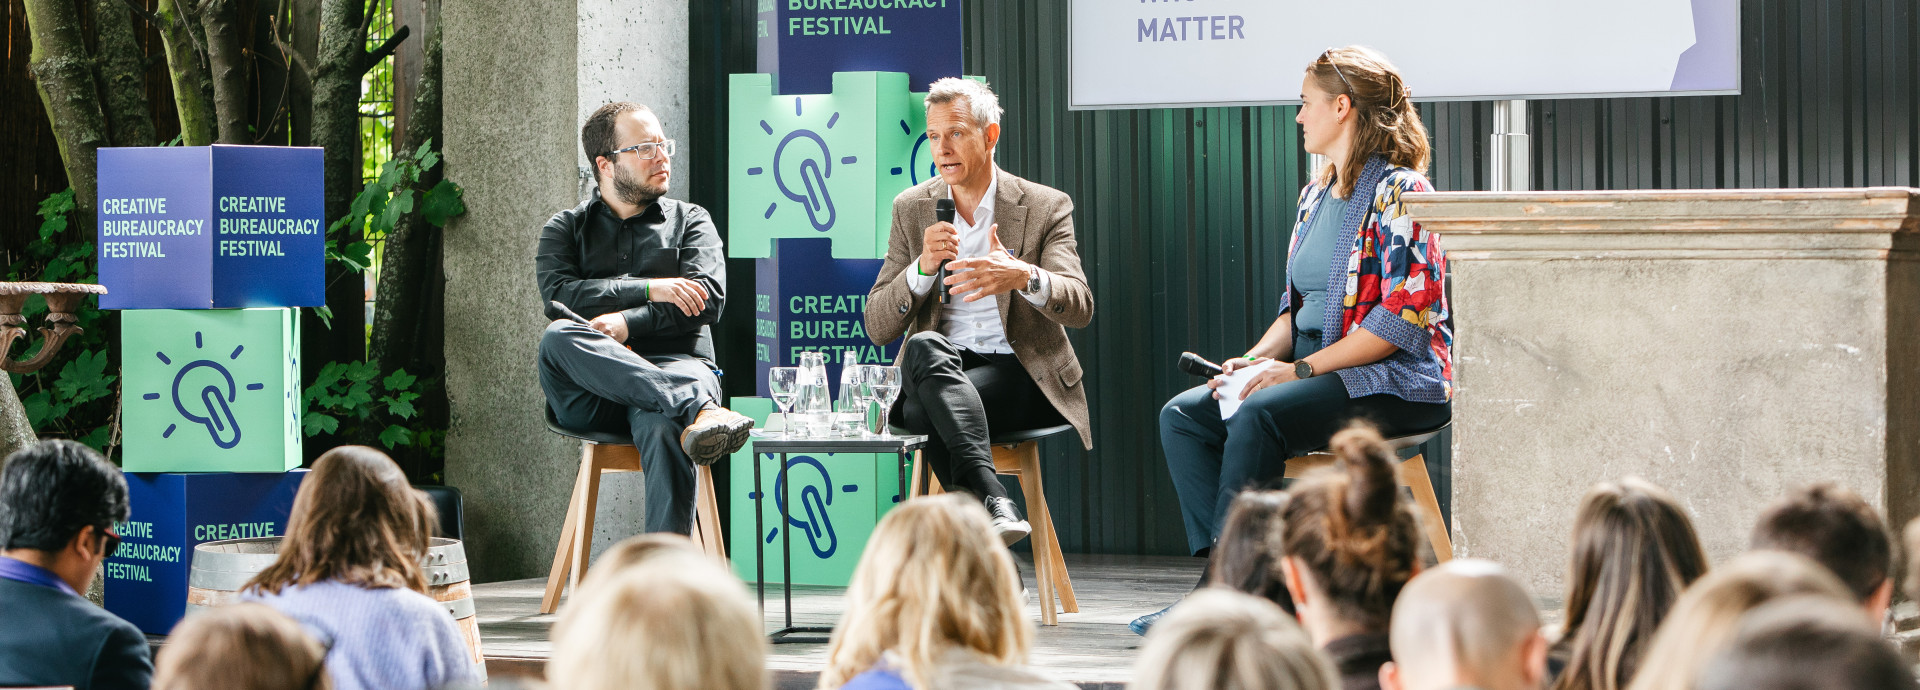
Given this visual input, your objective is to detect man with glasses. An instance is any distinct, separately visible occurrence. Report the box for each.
[0,440,152,690]
[537,102,753,537]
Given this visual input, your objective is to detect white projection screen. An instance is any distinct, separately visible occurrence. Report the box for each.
[1069,0,1740,110]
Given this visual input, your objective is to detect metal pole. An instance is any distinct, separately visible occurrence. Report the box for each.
[1491,100,1530,192]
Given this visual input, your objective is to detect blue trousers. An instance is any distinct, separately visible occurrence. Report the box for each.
[1158,351,1449,554]
[537,320,720,535]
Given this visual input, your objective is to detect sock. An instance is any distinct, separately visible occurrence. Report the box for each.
[962,464,1009,500]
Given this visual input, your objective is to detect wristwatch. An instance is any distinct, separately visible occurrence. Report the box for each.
[1023,265,1043,295]
[1295,359,1316,380]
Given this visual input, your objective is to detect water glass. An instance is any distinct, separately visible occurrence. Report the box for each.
[868,365,902,438]
[768,367,799,438]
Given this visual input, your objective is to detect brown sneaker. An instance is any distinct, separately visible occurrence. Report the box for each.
[680,407,755,466]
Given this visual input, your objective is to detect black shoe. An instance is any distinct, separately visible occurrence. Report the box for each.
[1130,603,1175,636]
[984,496,1032,546]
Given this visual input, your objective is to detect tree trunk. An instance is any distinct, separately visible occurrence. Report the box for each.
[0,375,40,472]
[91,0,157,148]
[200,0,250,144]
[305,0,394,372]
[155,0,217,146]
[24,0,109,245]
[289,0,320,147]
[370,23,440,379]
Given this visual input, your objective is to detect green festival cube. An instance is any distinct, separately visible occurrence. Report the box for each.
[121,308,302,472]
[728,71,926,260]
[727,397,905,587]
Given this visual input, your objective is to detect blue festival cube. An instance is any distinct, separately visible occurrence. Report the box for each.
[96,145,324,309]
[104,469,308,634]
[754,238,899,395]
[755,0,961,96]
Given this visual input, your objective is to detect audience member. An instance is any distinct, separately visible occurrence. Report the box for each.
[243,446,478,690]
[1697,595,1916,690]
[1207,490,1294,614]
[575,532,702,593]
[1623,550,1853,690]
[152,603,331,690]
[1278,424,1422,690]
[548,550,766,690]
[1548,478,1708,690]
[1129,588,1335,690]
[1905,516,1920,601]
[0,440,152,690]
[1748,483,1893,623]
[820,494,1071,690]
[1379,560,1545,690]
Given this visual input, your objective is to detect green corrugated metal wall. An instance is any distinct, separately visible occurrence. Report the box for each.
[691,0,1920,557]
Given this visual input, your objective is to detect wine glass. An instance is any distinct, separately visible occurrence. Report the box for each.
[768,367,799,438]
[869,366,902,438]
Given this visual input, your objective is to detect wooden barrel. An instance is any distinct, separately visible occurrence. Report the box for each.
[186,536,484,679]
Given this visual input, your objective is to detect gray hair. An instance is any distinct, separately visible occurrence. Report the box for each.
[924,77,1003,128]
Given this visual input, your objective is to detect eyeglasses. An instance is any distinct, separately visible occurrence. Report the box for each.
[1322,48,1354,96]
[604,139,676,161]
[99,526,120,557]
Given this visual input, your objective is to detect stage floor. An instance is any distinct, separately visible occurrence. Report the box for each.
[476,553,1203,689]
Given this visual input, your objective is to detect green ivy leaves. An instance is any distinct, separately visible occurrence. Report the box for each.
[324,138,465,275]
[300,360,431,452]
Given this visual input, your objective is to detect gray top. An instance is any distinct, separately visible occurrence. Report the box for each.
[1290,191,1348,338]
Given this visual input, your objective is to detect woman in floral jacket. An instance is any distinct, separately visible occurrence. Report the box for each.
[1134,45,1454,635]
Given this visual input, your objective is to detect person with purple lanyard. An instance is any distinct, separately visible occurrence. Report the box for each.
[0,440,153,690]
[1132,45,1456,640]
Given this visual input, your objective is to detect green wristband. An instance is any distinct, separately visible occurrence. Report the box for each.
[642,279,650,300]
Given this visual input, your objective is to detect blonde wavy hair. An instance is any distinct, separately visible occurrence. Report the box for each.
[1624,550,1854,690]
[153,603,330,690]
[818,494,1031,688]
[1131,588,1336,690]
[548,551,767,690]
[1306,45,1431,198]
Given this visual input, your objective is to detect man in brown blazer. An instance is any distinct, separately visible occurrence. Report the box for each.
[865,78,1094,545]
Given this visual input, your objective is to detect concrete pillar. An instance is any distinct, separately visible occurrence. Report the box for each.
[1405,188,1920,597]
[443,0,689,582]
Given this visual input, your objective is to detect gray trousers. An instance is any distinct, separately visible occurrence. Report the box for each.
[537,320,719,535]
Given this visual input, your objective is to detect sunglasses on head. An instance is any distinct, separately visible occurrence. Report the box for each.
[1321,48,1355,96]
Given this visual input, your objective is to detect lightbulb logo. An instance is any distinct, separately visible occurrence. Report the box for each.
[141,331,265,449]
[748,99,864,233]
[751,454,862,560]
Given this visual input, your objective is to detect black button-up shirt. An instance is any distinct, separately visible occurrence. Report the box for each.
[536,192,725,361]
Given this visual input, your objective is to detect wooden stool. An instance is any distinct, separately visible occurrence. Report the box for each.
[540,407,726,614]
[908,424,1078,626]
[1282,424,1452,563]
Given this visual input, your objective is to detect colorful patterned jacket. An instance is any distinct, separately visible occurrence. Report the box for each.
[1280,156,1453,403]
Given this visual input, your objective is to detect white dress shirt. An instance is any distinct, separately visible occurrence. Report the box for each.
[906,172,1050,354]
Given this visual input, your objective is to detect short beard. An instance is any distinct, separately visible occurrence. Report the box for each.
[610,161,667,207]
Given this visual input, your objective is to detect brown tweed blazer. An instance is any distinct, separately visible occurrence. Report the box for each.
[864,168,1095,449]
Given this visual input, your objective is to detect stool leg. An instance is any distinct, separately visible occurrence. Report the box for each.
[1025,448,1076,613]
[569,446,607,592]
[1013,454,1057,626]
[907,450,924,499]
[1400,453,1453,563]
[541,443,592,614]
[695,464,727,564]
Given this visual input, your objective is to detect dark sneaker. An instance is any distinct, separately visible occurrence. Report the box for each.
[985,496,1032,546]
[1129,603,1175,636]
[681,407,754,466]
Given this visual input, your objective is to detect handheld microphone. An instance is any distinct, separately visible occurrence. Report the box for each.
[935,198,955,304]
[1177,352,1224,378]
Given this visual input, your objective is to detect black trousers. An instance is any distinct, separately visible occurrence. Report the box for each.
[891,331,1065,499]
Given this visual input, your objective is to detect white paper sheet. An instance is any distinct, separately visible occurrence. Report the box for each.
[1216,360,1278,421]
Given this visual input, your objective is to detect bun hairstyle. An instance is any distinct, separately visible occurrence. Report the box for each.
[1279,423,1421,631]
[1306,46,1432,199]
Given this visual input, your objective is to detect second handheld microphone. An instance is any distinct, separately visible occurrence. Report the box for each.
[935,198,955,303]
